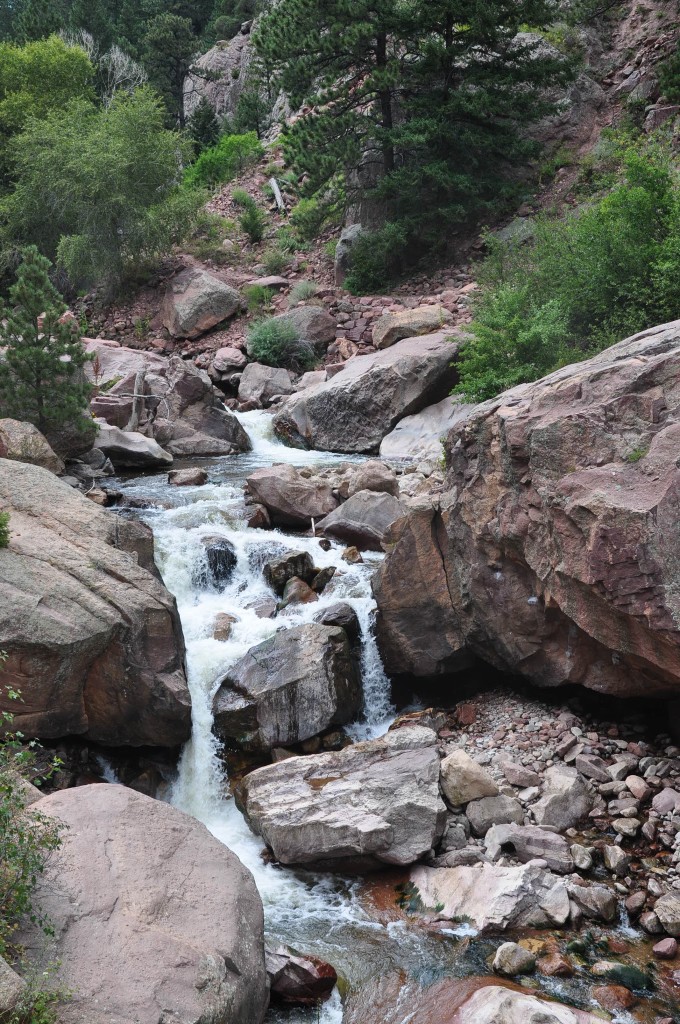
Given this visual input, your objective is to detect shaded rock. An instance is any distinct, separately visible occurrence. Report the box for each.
[94,421,173,468]
[246,596,277,619]
[571,844,593,872]
[238,726,446,869]
[342,546,363,564]
[263,550,314,595]
[0,460,190,746]
[0,955,26,1015]
[318,490,406,551]
[603,845,629,877]
[655,892,680,936]
[213,623,360,752]
[314,602,360,643]
[247,503,271,529]
[466,795,524,837]
[238,363,295,407]
[18,786,267,1024]
[0,419,64,474]
[184,32,255,124]
[532,766,593,830]
[440,749,499,806]
[379,395,473,463]
[280,577,318,607]
[566,881,617,922]
[168,468,208,486]
[485,823,573,874]
[273,333,462,454]
[411,861,570,930]
[373,321,680,697]
[196,536,237,590]
[373,306,453,350]
[247,465,338,527]
[348,460,398,498]
[163,267,241,339]
[265,947,337,1006]
[492,942,536,977]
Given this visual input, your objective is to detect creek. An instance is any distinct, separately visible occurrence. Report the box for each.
[114,411,665,1024]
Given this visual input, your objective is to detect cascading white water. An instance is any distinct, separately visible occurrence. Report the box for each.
[119,411,401,1022]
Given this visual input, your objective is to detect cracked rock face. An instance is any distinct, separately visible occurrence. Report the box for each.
[374,321,680,697]
[18,786,268,1024]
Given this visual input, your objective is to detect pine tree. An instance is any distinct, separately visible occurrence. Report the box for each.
[142,12,198,126]
[0,248,92,437]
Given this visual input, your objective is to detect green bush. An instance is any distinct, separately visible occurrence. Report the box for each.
[243,284,273,314]
[185,212,236,265]
[289,197,326,241]
[0,512,9,549]
[184,131,263,189]
[289,280,318,305]
[261,248,290,275]
[247,318,315,372]
[456,143,680,402]
[344,222,408,294]
[659,47,680,102]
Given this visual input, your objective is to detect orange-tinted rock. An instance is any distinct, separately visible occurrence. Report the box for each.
[592,985,636,1011]
[537,952,574,977]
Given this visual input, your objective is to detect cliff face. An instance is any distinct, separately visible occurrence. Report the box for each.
[374,320,680,698]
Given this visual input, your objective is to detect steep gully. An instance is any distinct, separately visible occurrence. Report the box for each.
[113,411,647,1024]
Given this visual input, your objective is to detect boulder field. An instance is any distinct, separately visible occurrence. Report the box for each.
[374,321,680,698]
[0,458,191,745]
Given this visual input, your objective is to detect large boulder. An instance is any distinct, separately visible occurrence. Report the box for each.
[87,342,251,458]
[254,307,335,355]
[532,765,593,830]
[318,490,406,550]
[379,396,473,463]
[372,306,453,350]
[273,332,462,453]
[163,267,241,339]
[246,464,338,527]
[0,459,190,746]
[238,362,295,407]
[238,725,447,870]
[94,421,173,468]
[0,419,64,474]
[485,823,574,874]
[19,786,267,1024]
[212,623,361,751]
[374,321,680,697]
[452,984,604,1024]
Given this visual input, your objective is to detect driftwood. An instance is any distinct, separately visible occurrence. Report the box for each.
[269,177,286,213]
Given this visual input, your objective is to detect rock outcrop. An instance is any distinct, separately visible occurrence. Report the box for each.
[379,396,472,463]
[0,419,64,474]
[374,322,680,697]
[162,267,241,339]
[238,725,447,870]
[273,333,461,453]
[213,623,361,751]
[184,30,256,124]
[19,786,268,1024]
[0,459,190,746]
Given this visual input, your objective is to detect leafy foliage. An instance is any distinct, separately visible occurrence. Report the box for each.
[0,248,92,437]
[4,88,199,292]
[184,131,263,188]
[247,317,314,371]
[0,512,9,549]
[231,189,267,242]
[659,46,680,103]
[456,143,680,401]
[344,222,408,294]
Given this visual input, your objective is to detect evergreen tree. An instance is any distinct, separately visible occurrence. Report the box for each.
[187,94,220,152]
[0,247,92,436]
[142,12,197,126]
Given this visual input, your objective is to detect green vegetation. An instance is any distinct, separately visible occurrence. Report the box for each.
[261,248,290,275]
[4,88,199,292]
[242,283,273,313]
[184,131,263,189]
[0,248,93,437]
[344,222,408,295]
[0,512,9,549]
[456,141,680,402]
[232,189,267,243]
[659,46,680,102]
[247,317,314,371]
[289,280,318,305]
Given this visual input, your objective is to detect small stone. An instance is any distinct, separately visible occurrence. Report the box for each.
[570,844,593,871]
[213,612,238,641]
[492,942,536,977]
[603,845,630,877]
[537,952,573,977]
[168,468,208,487]
[640,911,663,935]
[612,817,640,838]
[653,937,678,959]
[341,546,363,564]
[625,891,646,916]
[626,775,652,802]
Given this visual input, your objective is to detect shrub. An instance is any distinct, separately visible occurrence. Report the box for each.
[243,284,273,314]
[231,188,253,209]
[456,142,680,402]
[344,222,408,294]
[0,512,9,548]
[289,197,326,241]
[323,238,338,259]
[247,318,315,371]
[184,131,263,189]
[261,248,290,275]
[185,212,237,265]
[289,280,318,305]
[233,193,267,244]
[659,47,680,102]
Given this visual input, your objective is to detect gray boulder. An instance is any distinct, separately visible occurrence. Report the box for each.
[347,460,399,498]
[318,490,406,550]
[184,31,256,124]
[163,267,241,339]
[379,395,473,463]
[654,892,680,936]
[492,942,536,977]
[238,363,295,407]
[485,823,574,874]
[94,421,173,468]
[213,623,360,752]
[466,795,524,837]
[314,602,360,642]
[0,956,26,1015]
[18,786,268,1024]
[246,464,338,527]
[532,765,593,829]
[263,550,315,595]
[273,333,461,453]
[238,725,447,870]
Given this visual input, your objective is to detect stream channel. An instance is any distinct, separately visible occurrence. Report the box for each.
[114,410,655,1024]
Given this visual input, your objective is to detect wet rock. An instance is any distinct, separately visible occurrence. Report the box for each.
[571,844,593,872]
[246,596,277,619]
[492,942,536,977]
[213,623,360,753]
[653,937,678,959]
[314,603,361,643]
[373,306,453,350]
[654,892,680,936]
[0,418,64,474]
[213,612,238,641]
[94,421,173,468]
[592,985,637,1012]
[238,363,295,407]
[347,460,399,498]
[273,333,461,454]
[265,946,337,1005]
[17,786,268,1024]
[280,577,318,607]
[247,503,271,529]
[590,961,649,989]
[440,749,499,806]
[318,490,406,551]
[537,951,574,977]
[342,546,363,564]
[246,465,338,527]
[162,267,241,339]
[263,550,315,595]
[238,725,446,870]
[485,823,573,874]
[466,795,524,837]
[197,535,238,590]
[168,468,208,486]
[411,861,570,930]
[532,766,593,830]
[0,459,190,746]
